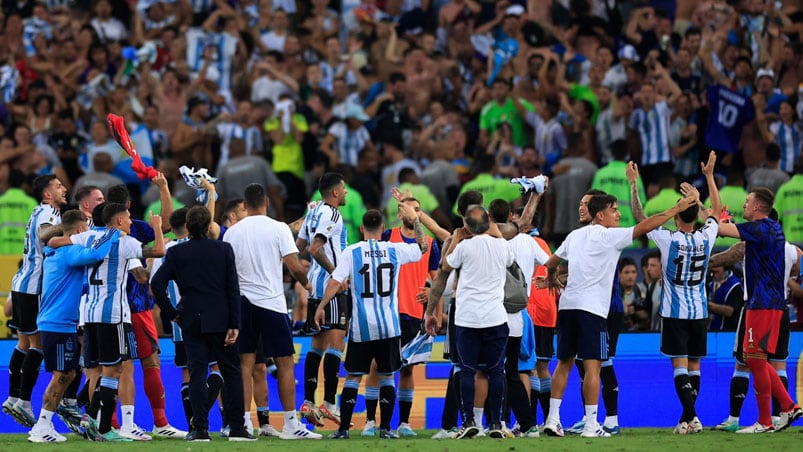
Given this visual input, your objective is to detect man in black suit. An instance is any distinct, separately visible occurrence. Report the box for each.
[151,206,255,442]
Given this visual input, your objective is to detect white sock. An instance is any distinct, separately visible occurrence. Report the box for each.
[584,405,598,428]
[121,405,135,429]
[603,415,618,428]
[283,410,299,429]
[547,398,562,423]
[473,407,484,426]
[727,415,739,423]
[35,408,54,428]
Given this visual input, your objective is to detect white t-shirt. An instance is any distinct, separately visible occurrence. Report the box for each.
[447,234,513,328]
[223,215,298,313]
[507,233,551,336]
[555,224,635,318]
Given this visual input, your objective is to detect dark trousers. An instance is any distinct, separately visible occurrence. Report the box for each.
[456,323,508,425]
[504,335,535,430]
[183,318,244,431]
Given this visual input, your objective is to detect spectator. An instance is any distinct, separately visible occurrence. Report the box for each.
[617,257,642,332]
[129,104,168,166]
[451,153,520,217]
[757,98,802,174]
[72,152,124,198]
[216,138,285,221]
[320,103,375,168]
[707,170,748,249]
[632,250,662,331]
[420,140,460,211]
[707,265,743,331]
[479,77,533,149]
[775,158,803,246]
[350,148,382,210]
[379,138,420,209]
[668,93,699,184]
[386,167,450,233]
[746,144,790,193]
[644,175,681,220]
[591,139,646,230]
[546,136,598,242]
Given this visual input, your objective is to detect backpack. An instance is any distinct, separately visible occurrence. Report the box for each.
[504,261,529,313]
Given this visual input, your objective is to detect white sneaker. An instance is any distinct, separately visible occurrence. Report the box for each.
[688,417,703,434]
[736,422,775,434]
[28,424,67,443]
[10,399,36,427]
[280,424,323,440]
[117,424,153,441]
[543,419,564,437]
[362,419,377,436]
[673,422,689,435]
[580,424,611,438]
[431,428,458,439]
[259,424,281,437]
[152,423,188,438]
[244,414,254,434]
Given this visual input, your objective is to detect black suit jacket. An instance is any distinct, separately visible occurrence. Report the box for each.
[151,238,241,334]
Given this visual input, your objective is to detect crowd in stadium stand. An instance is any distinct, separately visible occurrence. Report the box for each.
[0,0,802,334]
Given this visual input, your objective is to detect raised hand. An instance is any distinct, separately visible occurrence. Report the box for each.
[148,212,162,230]
[679,182,700,203]
[625,161,640,183]
[701,150,716,177]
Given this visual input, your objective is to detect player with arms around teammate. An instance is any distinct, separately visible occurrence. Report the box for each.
[65,203,165,441]
[319,207,427,439]
[297,173,349,426]
[4,175,66,427]
[630,151,722,434]
[543,193,696,438]
[28,211,118,442]
[717,187,803,433]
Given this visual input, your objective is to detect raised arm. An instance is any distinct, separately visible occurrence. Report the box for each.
[399,202,429,254]
[153,172,174,233]
[626,161,647,222]
[701,151,722,219]
[633,197,695,238]
[141,213,166,258]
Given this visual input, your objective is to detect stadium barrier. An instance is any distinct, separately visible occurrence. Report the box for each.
[0,333,801,433]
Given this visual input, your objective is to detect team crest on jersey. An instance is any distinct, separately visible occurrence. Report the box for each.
[325,224,334,233]
[65,338,74,352]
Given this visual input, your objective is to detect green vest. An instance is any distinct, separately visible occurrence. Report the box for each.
[0,189,38,255]
[452,174,522,215]
[775,175,803,245]
[591,161,646,228]
[386,182,440,237]
[707,185,748,248]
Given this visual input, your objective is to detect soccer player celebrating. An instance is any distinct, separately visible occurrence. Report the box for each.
[630,152,722,434]
[28,211,117,442]
[296,173,349,426]
[320,208,427,439]
[716,191,803,433]
[543,192,695,437]
[4,175,66,427]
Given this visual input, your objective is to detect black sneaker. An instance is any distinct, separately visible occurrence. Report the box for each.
[328,429,350,439]
[228,428,257,442]
[456,422,480,439]
[186,429,211,442]
[488,423,505,438]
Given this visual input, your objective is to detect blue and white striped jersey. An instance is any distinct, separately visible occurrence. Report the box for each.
[150,237,189,341]
[332,239,422,342]
[186,28,238,91]
[72,230,143,324]
[299,203,347,299]
[648,218,719,320]
[215,122,263,168]
[11,204,61,295]
[770,121,802,173]
[629,101,673,166]
[327,122,371,167]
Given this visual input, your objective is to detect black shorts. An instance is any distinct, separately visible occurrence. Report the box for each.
[305,295,350,333]
[83,322,138,367]
[344,337,402,375]
[42,331,81,373]
[444,298,459,363]
[174,341,188,368]
[239,300,295,358]
[400,316,423,346]
[533,326,555,362]
[10,292,39,335]
[607,311,624,357]
[660,317,708,358]
[556,309,608,361]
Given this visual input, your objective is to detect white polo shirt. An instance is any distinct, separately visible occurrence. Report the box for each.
[555,224,635,318]
[223,215,298,313]
[447,234,513,329]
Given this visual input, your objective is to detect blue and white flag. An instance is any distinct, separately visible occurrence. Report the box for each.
[401,332,433,367]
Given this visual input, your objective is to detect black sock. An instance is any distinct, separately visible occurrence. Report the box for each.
[339,384,359,432]
[19,348,44,400]
[87,384,101,419]
[98,379,119,434]
[601,365,619,416]
[365,386,378,422]
[304,349,322,404]
[64,372,81,400]
[7,348,26,399]
[730,374,749,418]
[674,373,696,423]
[379,384,396,431]
[76,380,90,407]
[257,409,270,426]
[181,383,193,428]
[442,370,459,430]
[772,374,789,417]
[530,384,540,424]
[689,372,700,404]
[398,388,413,424]
[323,352,342,405]
[206,372,223,412]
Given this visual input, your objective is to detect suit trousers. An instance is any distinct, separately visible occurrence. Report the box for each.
[183,317,244,431]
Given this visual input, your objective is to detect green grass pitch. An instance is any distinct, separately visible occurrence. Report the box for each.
[1,429,803,451]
